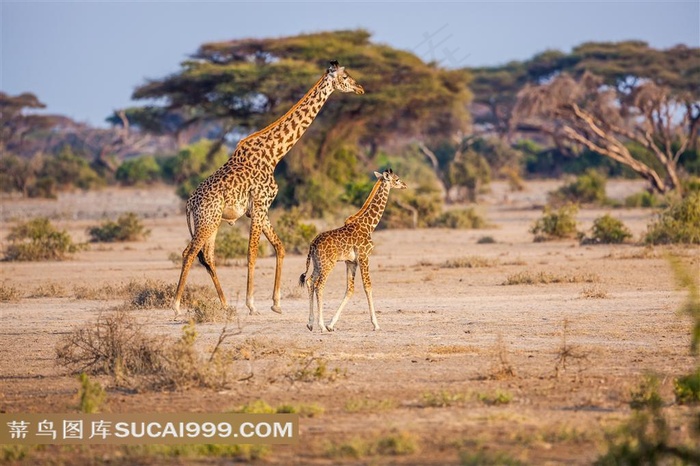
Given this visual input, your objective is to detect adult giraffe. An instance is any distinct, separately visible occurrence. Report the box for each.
[174,61,364,316]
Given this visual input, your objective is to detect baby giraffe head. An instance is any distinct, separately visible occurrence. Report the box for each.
[374,168,408,190]
[327,60,364,95]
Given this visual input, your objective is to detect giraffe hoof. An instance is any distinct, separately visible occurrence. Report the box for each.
[325,325,335,332]
[373,326,381,331]
[249,309,260,316]
[306,324,313,332]
[271,305,282,314]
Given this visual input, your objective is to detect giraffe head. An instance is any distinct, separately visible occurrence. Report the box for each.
[374,168,408,190]
[327,61,364,95]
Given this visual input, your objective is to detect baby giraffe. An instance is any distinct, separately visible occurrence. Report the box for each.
[299,169,407,332]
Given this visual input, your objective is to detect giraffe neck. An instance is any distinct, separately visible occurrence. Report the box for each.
[242,74,335,167]
[345,180,391,231]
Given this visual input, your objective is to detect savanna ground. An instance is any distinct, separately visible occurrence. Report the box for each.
[1,180,698,465]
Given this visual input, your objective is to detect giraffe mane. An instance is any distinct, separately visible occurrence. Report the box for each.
[239,73,328,145]
[344,178,383,225]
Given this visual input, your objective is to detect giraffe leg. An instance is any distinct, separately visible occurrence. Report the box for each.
[199,232,227,308]
[261,218,285,314]
[327,261,357,332]
[359,256,380,331]
[174,234,208,318]
[246,216,263,315]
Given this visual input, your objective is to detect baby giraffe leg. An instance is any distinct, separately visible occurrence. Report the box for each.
[306,277,315,332]
[327,261,357,331]
[359,257,380,331]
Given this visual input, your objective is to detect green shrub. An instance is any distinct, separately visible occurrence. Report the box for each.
[645,192,700,244]
[41,146,104,191]
[275,208,317,254]
[550,169,607,205]
[163,140,229,200]
[214,227,266,262]
[431,208,487,229]
[530,204,579,242]
[629,374,663,410]
[4,217,80,261]
[447,149,491,202]
[682,176,700,193]
[88,213,150,242]
[116,156,162,186]
[674,369,700,404]
[624,191,662,208]
[77,373,106,413]
[581,214,632,245]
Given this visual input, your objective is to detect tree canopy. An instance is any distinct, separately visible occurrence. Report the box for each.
[130,29,471,155]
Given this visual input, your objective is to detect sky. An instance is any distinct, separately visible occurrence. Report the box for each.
[2,1,699,127]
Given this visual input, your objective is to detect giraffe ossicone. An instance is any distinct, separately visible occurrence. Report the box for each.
[300,169,407,332]
[173,61,364,318]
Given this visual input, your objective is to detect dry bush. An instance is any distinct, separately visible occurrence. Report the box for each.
[0,284,21,302]
[56,308,165,377]
[57,309,240,391]
[553,320,590,379]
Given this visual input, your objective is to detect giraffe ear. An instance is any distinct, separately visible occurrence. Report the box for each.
[374,171,382,179]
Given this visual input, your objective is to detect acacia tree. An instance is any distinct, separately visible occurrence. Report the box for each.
[510,42,699,193]
[514,71,698,193]
[129,29,471,209]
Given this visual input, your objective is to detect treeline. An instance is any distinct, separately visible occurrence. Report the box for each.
[2,30,698,214]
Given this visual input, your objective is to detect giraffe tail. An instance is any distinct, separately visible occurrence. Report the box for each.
[299,253,311,287]
[185,199,194,238]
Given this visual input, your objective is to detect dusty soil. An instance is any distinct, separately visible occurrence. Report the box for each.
[1,180,698,465]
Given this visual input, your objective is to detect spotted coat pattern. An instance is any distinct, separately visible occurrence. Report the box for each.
[300,169,407,332]
[174,62,364,316]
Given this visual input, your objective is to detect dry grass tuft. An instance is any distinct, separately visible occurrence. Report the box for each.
[441,256,499,268]
[488,334,516,380]
[284,352,346,384]
[344,398,397,413]
[580,285,609,299]
[428,345,477,355]
[420,390,467,408]
[30,282,69,298]
[187,299,236,324]
[0,284,22,302]
[503,271,599,285]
